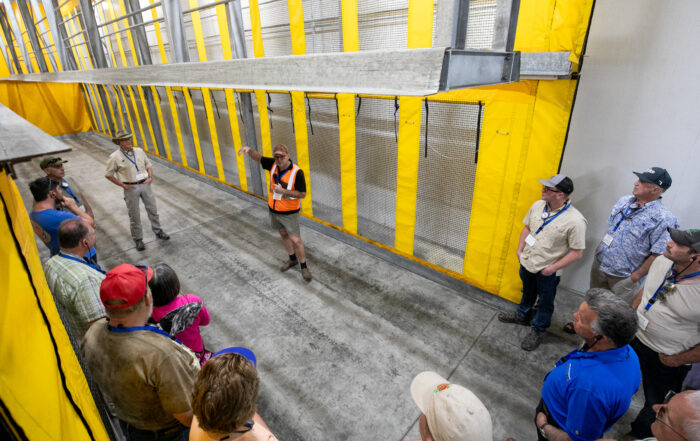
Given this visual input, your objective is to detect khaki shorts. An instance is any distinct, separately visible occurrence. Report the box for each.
[269,211,300,236]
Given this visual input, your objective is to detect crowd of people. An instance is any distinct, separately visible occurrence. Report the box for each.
[25,132,700,441]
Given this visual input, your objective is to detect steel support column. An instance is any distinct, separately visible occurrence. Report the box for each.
[2,0,33,72]
[29,0,58,71]
[492,0,520,52]
[0,5,22,73]
[434,0,470,49]
[17,0,48,71]
[226,0,262,195]
[42,0,77,71]
[161,0,189,63]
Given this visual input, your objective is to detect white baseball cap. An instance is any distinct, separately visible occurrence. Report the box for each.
[410,372,492,441]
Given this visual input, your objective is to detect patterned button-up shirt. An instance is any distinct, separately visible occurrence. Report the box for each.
[596,195,678,278]
[44,252,106,337]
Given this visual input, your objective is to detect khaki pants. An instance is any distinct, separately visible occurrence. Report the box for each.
[589,256,639,303]
[124,183,162,241]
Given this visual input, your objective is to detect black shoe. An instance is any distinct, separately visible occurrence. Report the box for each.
[135,240,145,251]
[156,231,170,240]
[497,311,530,326]
[521,329,545,351]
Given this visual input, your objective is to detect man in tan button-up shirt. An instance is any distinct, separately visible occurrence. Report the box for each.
[105,131,169,251]
[499,174,587,351]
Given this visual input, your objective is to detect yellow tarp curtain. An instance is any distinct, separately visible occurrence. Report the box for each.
[0,171,108,440]
[0,81,92,136]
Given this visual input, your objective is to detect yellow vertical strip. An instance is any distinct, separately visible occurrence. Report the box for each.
[188,0,207,61]
[96,3,117,67]
[117,0,140,65]
[149,0,168,63]
[216,4,233,60]
[89,85,107,134]
[254,90,272,190]
[183,87,205,173]
[101,84,118,133]
[202,88,225,180]
[105,0,129,66]
[26,4,54,72]
[136,86,158,154]
[0,20,17,74]
[31,3,59,71]
[165,87,188,167]
[290,92,313,216]
[248,0,265,57]
[65,18,84,70]
[80,84,99,132]
[117,86,136,138]
[126,86,149,150]
[338,0,359,232]
[394,0,434,254]
[109,85,126,130]
[11,3,40,72]
[72,15,94,69]
[287,0,306,55]
[337,94,357,233]
[224,90,247,191]
[150,86,171,160]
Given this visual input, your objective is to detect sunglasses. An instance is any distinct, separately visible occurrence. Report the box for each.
[543,187,562,193]
[655,391,687,440]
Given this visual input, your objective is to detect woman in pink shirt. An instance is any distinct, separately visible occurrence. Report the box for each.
[149,263,212,364]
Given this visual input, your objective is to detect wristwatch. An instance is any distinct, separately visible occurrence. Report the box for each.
[538,423,549,440]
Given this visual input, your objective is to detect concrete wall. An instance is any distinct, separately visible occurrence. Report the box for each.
[559,0,700,293]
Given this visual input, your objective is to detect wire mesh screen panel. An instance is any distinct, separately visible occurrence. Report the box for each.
[357,0,408,51]
[170,88,201,168]
[189,88,219,177]
[122,86,150,151]
[414,101,481,273]
[268,92,298,161]
[355,98,398,248]
[257,0,293,56]
[465,0,497,49]
[250,91,268,198]
[210,89,243,186]
[302,0,341,54]
[306,97,341,226]
[154,86,185,165]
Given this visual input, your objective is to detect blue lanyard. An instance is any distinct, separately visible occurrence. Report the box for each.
[536,202,571,235]
[62,180,80,205]
[274,161,293,185]
[644,269,700,311]
[612,202,642,232]
[59,252,105,274]
[106,323,182,344]
[121,149,140,171]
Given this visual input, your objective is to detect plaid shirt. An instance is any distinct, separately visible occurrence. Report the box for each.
[44,252,106,337]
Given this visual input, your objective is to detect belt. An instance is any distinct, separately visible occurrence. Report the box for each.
[123,178,147,185]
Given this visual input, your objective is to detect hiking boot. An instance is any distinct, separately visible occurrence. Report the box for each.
[301,267,312,282]
[280,259,299,272]
[135,239,146,251]
[497,311,530,326]
[521,329,545,351]
[156,231,170,240]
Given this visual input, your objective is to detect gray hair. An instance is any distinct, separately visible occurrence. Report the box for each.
[585,288,638,348]
[684,390,700,441]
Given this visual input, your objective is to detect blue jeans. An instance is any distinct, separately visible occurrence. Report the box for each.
[517,265,560,332]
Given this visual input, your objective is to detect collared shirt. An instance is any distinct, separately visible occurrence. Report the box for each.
[596,196,677,277]
[542,345,641,441]
[636,256,700,354]
[44,251,106,337]
[105,147,152,183]
[520,200,587,273]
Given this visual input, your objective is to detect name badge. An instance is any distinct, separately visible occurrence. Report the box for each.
[136,172,148,181]
[525,234,536,247]
[602,234,614,246]
[273,191,283,201]
[637,310,649,331]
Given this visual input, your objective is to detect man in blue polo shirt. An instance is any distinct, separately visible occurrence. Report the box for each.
[535,289,640,441]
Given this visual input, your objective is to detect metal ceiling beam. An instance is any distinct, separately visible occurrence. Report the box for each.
[0,5,21,73]
[42,0,77,71]
[2,0,33,73]
[3,48,524,96]
[17,0,48,72]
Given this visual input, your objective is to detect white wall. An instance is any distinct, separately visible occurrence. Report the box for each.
[559,0,700,293]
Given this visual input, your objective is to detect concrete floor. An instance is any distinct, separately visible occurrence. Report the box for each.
[14,132,641,441]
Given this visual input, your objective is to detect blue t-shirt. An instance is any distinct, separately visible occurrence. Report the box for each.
[29,210,98,261]
[596,196,677,277]
[542,345,641,441]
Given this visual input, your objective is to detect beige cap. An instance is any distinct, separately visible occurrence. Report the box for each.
[410,372,492,441]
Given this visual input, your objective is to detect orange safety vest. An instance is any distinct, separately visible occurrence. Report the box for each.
[268,162,301,212]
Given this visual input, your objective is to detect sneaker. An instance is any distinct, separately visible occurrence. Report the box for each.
[301,267,312,282]
[521,329,545,351]
[497,311,530,326]
[280,259,299,272]
[135,240,145,251]
[156,231,170,240]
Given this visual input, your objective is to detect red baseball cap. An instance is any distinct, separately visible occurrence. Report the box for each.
[100,264,153,309]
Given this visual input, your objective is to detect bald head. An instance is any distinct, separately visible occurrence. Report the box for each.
[653,390,700,441]
[58,218,93,251]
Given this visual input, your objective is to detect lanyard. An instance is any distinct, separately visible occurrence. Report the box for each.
[59,252,105,274]
[536,202,571,235]
[612,202,642,232]
[121,149,140,171]
[644,269,700,311]
[106,323,182,344]
[274,161,293,184]
[62,180,80,205]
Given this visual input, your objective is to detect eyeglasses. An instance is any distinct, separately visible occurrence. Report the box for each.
[273,154,287,159]
[543,187,562,193]
[655,391,687,441]
[213,421,254,441]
